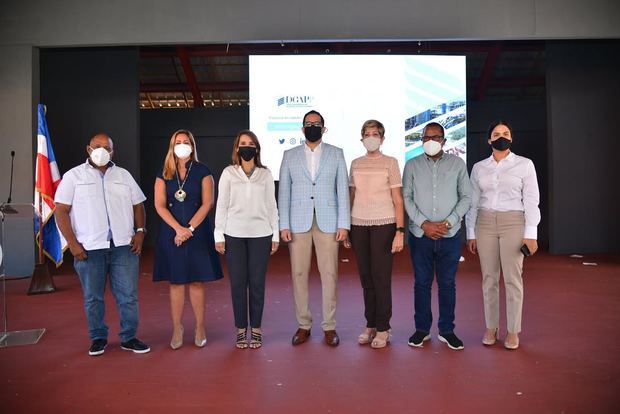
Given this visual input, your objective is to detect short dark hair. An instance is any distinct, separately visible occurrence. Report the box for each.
[422,122,445,137]
[487,120,513,139]
[302,110,325,126]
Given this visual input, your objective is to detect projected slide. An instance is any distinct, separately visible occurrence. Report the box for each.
[249,55,466,177]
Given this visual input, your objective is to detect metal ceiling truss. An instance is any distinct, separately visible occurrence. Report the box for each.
[139,41,545,109]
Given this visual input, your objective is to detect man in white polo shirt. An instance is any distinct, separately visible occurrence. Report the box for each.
[55,133,149,356]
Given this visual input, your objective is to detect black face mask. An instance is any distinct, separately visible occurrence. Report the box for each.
[238,146,257,162]
[304,125,323,142]
[491,137,512,151]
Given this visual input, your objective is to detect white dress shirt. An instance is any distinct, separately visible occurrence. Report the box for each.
[466,152,540,240]
[55,160,146,250]
[304,141,323,181]
[214,165,279,242]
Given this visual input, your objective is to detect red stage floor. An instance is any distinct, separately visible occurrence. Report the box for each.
[1,247,619,413]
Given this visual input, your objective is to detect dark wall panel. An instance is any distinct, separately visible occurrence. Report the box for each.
[40,48,140,180]
[546,40,620,253]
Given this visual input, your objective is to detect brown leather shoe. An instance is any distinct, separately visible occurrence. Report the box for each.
[292,328,311,345]
[324,330,340,347]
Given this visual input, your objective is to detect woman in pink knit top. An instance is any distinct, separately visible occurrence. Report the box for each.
[344,120,405,348]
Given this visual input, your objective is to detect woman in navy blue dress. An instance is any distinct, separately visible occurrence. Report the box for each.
[153,129,223,349]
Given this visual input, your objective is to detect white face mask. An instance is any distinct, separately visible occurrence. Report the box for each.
[363,136,382,152]
[89,147,111,167]
[174,143,192,159]
[423,140,443,157]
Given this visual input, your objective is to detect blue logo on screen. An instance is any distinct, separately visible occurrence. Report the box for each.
[279,138,285,144]
[277,96,313,107]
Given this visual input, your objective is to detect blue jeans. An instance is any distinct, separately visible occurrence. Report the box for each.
[409,231,462,335]
[74,244,140,342]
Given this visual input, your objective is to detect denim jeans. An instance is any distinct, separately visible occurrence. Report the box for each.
[74,243,140,342]
[409,230,462,335]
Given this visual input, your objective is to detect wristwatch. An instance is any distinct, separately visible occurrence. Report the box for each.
[135,227,147,234]
[443,220,452,229]
[188,225,195,232]
[396,227,406,233]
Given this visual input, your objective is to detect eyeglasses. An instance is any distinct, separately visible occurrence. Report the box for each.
[421,135,444,142]
[304,122,323,128]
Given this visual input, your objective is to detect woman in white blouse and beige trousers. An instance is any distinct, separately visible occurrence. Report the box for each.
[466,121,540,350]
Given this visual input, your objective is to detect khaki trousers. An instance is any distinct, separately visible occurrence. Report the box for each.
[475,209,525,333]
[288,217,339,331]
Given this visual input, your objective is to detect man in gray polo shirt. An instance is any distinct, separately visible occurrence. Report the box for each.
[55,133,150,356]
[403,122,471,350]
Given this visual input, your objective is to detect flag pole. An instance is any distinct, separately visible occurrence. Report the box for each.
[29,194,55,293]
[38,191,44,265]
[28,142,56,295]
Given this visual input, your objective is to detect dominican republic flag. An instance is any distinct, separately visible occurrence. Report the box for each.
[34,104,67,266]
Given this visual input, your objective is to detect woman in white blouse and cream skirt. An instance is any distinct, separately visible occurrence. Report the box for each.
[466,121,540,350]
[214,130,279,349]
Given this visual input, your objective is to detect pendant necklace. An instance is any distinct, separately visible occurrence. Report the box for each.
[174,161,193,202]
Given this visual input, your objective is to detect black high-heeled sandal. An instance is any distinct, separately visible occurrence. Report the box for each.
[236,329,248,349]
[249,330,262,349]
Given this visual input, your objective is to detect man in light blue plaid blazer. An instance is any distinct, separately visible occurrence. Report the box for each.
[278,110,350,347]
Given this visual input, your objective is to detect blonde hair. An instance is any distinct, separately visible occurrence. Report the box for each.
[162,129,199,180]
[361,119,385,137]
[231,130,265,168]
